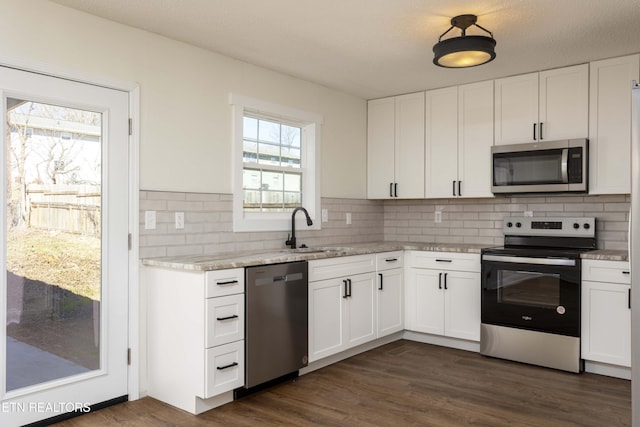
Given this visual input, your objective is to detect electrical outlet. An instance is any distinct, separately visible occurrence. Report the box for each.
[346,212,352,225]
[175,212,185,229]
[322,208,329,223]
[145,210,156,230]
[524,211,534,217]
[435,211,442,223]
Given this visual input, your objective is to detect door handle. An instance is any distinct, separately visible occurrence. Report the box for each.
[394,183,398,198]
[378,273,383,290]
[347,278,352,297]
[533,123,537,140]
[452,180,456,196]
[539,122,544,140]
[438,272,442,289]
[444,272,448,290]
[457,181,461,197]
[343,279,349,298]
[629,288,631,310]
[389,183,393,198]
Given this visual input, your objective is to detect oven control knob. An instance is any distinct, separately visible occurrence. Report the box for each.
[507,222,513,228]
[573,223,580,229]
[583,223,591,230]
[515,222,522,228]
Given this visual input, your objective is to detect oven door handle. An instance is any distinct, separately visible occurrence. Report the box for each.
[482,254,576,266]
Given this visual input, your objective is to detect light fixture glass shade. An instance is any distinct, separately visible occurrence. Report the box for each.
[433,35,496,68]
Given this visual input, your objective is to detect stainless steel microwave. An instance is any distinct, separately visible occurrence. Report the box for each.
[491,139,588,194]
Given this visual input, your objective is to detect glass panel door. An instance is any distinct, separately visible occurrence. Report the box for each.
[0,66,129,427]
[6,99,102,391]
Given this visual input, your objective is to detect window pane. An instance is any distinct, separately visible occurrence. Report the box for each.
[243,169,261,190]
[243,116,258,140]
[284,172,301,192]
[282,125,301,148]
[284,191,301,206]
[262,171,283,191]
[243,139,258,163]
[258,120,280,144]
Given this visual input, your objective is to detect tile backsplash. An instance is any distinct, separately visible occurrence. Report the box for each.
[139,191,384,258]
[139,191,629,258]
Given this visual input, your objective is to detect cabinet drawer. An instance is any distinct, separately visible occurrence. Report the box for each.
[376,251,403,271]
[204,340,244,398]
[309,254,375,282]
[582,260,630,284]
[407,251,480,272]
[206,268,245,298]
[206,294,245,348]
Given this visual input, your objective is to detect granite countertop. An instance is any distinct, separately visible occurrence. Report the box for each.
[141,241,487,271]
[580,249,628,262]
[141,241,629,271]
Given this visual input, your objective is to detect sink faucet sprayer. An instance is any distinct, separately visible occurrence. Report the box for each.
[285,207,313,249]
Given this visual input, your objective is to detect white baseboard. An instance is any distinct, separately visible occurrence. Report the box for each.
[585,361,631,380]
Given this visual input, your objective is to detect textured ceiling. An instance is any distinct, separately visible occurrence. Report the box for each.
[50,0,640,99]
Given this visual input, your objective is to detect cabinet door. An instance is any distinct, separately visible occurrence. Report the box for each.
[308,278,347,362]
[444,271,481,341]
[589,54,640,194]
[405,268,444,335]
[367,97,396,199]
[494,72,539,145]
[581,281,631,367]
[425,86,458,198]
[377,268,403,337]
[458,80,494,198]
[539,64,589,141]
[395,92,426,198]
[345,272,377,347]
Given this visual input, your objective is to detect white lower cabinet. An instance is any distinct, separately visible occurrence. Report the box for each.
[309,270,376,362]
[405,251,480,342]
[376,252,404,337]
[143,266,245,414]
[581,260,631,367]
[308,254,379,362]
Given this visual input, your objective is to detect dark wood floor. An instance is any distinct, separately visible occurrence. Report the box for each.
[54,340,631,426]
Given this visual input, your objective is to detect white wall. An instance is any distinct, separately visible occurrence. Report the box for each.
[0,0,367,198]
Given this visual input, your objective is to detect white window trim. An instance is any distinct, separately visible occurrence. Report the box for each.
[230,94,322,232]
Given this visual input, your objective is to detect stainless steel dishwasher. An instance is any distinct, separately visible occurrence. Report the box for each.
[244,261,308,390]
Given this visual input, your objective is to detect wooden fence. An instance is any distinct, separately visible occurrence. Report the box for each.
[27,185,101,236]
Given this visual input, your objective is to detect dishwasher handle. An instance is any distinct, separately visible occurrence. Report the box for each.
[255,272,304,286]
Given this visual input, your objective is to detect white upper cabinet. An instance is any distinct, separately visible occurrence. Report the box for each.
[588,54,640,194]
[425,86,458,198]
[425,81,494,198]
[494,64,588,145]
[367,92,425,199]
[457,81,494,198]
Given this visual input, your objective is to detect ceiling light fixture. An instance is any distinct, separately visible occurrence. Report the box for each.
[433,14,496,68]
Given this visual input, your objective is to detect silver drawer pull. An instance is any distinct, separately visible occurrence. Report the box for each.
[216,315,239,321]
[216,362,238,371]
[216,280,239,286]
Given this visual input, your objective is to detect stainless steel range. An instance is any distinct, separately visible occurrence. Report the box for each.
[480,216,596,373]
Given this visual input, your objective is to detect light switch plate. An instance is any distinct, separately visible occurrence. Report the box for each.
[145,210,156,230]
[321,208,329,223]
[346,212,352,225]
[175,212,184,229]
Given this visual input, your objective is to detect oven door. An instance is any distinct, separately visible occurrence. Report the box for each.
[481,254,581,337]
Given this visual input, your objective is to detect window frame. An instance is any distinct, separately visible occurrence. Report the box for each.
[230,94,322,232]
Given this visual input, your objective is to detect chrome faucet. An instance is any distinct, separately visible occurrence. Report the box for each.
[285,207,313,249]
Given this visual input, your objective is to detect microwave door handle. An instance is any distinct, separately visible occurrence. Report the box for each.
[561,148,569,183]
